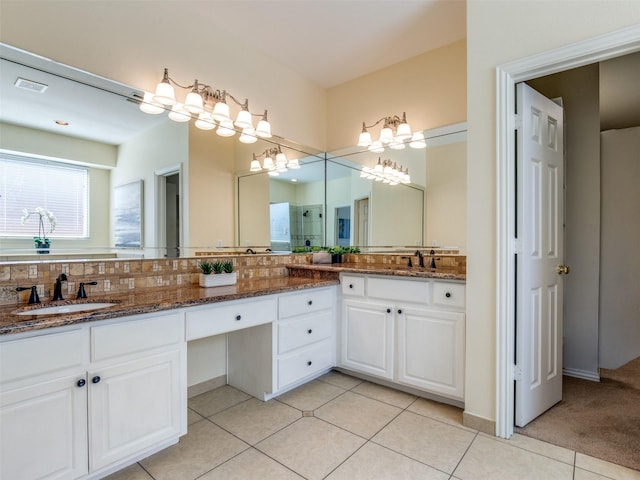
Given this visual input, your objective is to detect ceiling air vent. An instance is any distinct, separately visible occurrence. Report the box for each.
[14,77,48,93]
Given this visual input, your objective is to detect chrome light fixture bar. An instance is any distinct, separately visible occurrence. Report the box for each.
[250,146,300,176]
[139,68,272,142]
[360,157,411,186]
[357,112,426,152]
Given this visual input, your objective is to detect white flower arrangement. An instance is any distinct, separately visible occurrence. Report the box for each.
[21,207,56,245]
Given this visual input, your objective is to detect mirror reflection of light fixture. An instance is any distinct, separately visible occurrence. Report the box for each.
[250,146,299,173]
[138,68,272,141]
[360,157,411,185]
[357,112,426,152]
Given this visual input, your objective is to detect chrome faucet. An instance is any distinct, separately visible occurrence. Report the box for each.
[52,273,68,301]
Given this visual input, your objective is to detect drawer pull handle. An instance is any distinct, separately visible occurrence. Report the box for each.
[445,292,451,298]
[386,308,391,313]
[236,315,242,321]
[77,379,86,388]
[308,300,313,306]
[349,284,354,289]
[92,376,101,384]
[397,309,403,315]
[307,329,313,334]
[307,361,312,366]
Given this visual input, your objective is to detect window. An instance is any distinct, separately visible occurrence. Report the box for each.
[0,154,89,238]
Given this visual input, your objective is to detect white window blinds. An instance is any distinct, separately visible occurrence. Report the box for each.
[0,154,89,238]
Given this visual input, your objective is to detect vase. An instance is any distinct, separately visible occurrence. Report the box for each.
[199,272,237,287]
[35,240,50,254]
[331,254,343,264]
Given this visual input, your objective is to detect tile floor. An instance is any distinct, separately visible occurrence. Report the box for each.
[106,371,640,480]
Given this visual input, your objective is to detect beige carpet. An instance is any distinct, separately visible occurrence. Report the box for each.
[516,357,640,471]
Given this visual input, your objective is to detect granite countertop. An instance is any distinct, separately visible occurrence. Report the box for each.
[287,263,466,281]
[0,275,339,336]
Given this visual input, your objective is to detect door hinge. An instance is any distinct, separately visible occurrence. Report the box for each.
[513,364,523,382]
[512,238,521,254]
[514,113,522,130]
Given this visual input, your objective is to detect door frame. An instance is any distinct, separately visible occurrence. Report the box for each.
[495,25,640,439]
[155,164,183,258]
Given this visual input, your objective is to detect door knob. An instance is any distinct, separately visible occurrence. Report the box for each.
[556,265,570,275]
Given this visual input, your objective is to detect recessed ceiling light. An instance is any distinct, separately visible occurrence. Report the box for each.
[14,77,48,93]
[55,120,69,126]
[291,179,297,182]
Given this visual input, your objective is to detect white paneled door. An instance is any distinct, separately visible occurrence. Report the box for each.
[515,83,566,427]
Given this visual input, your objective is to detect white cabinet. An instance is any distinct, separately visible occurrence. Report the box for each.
[339,274,466,401]
[341,299,394,379]
[0,311,185,480]
[276,287,335,391]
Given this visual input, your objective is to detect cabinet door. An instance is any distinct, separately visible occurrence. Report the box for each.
[341,299,393,379]
[0,374,88,480]
[89,349,181,471]
[397,307,465,400]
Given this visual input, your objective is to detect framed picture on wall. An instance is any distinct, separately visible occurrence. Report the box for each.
[113,180,143,248]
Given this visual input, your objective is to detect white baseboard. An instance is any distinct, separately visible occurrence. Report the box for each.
[563,368,600,382]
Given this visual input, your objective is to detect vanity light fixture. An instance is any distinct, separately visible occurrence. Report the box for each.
[138,68,272,141]
[250,146,300,175]
[360,157,411,185]
[357,112,426,152]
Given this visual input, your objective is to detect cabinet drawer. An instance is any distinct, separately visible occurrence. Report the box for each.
[432,282,465,309]
[367,277,430,304]
[341,275,365,296]
[1,329,85,384]
[278,288,333,319]
[92,313,183,362]
[186,297,276,340]
[278,340,333,389]
[278,310,332,354]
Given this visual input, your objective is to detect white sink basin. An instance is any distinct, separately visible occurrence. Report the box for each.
[14,302,117,316]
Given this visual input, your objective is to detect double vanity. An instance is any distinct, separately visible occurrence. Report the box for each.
[0,260,465,480]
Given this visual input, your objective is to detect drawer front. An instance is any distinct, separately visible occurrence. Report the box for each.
[92,312,183,362]
[341,275,365,297]
[278,288,333,319]
[278,310,332,354]
[1,329,85,384]
[367,277,430,304]
[278,340,333,389]
[432,282,466,309]
[186,297,277,340]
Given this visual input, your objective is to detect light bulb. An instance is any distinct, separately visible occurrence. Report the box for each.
[216,118,236,137]
[168,103,191,122]
[410,131,427,149]
[194,112,215,130]
[153,81,176,106]
[250,160,262,172]
[212,101,230,122]
[234,109,253,129]
[288,159,300,169]
[379,126,393,144]
[239,127,258,144]
[267,170,280,176]
[255,119,272,138]
[275,151,287,164]
[263,157,275,170]
[389,139,406,150]
[395,121,412,141]
[358,130,372,147]
[368,141,384,153]
[184,90,204,114]
[139,91,164,114]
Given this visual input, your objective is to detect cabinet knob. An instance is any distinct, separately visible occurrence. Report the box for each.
[445,292,451,298]
[235,314,241,321]
[307,361,312,366]
[92,376,101,384]
[308,300,313,306]
[386,308,391,313]
[349,284,354,289]
[77,379,86,387]
[397,309,403,315]
[307,329,313,334]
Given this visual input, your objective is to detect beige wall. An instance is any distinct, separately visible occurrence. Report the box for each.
[466,0,640,426]
[0,1,327,150]
[599,126,640,369]
[326,40,466,151]
[425,140,467,249]
[238,174,271,247]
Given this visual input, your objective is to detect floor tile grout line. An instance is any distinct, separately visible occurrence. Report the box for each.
[190,444,253,480]
[449,430,480,478]
[137,461,157,480]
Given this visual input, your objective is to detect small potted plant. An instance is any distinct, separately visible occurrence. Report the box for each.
[329,246,346,264]
[198,259,237,287]
[21,207,56,254]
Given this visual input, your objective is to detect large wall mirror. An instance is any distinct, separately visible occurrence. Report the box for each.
[1,42,466,262]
